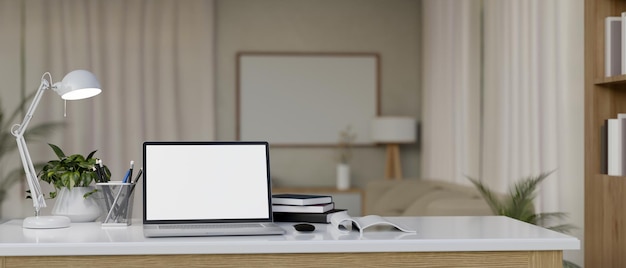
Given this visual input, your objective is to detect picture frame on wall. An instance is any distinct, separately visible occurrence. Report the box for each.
[236,52,380,146]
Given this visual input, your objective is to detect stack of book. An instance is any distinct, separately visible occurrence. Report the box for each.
[271,194,347,223]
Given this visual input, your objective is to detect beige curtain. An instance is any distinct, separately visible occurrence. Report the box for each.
[482,1,583,264]
[0,0,216,218]
[421,0,482,186]
[422,0,584,265]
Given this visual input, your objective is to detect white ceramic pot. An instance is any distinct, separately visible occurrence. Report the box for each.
[51,187,101,222]
[336,163,350,190]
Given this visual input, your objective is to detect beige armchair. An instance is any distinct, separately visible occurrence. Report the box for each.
[365,179,494,216]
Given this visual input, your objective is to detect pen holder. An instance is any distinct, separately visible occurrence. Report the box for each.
[96,182,135,227]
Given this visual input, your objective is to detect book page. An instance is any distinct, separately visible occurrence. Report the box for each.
[329,211,353,231]
[354,215,416,233]
[329,213,416,235]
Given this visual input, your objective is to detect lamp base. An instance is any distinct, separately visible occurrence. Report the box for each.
[384,144,404,180]
[23,215,71,229]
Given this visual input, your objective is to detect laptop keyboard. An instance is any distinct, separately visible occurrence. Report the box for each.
[159,223,265,230]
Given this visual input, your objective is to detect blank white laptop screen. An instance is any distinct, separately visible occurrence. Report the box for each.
[143,141,272,222]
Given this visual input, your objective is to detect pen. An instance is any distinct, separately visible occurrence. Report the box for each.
[128,160,134,184]
[122,169,131,183]
[130,168,143,193]
[92,166,102,183]
[117,168,143,222]
[98,159,109,182]
[105,183,125,223]
[94,159,104,182]
[132,168,143,184]
[95,166,112,211]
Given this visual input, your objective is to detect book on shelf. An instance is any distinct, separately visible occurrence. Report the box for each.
[329,212,416,236]
[601,119,608,174]
[273,209,348,223]
[272,202,335,213]
[622,12,626,75]
[607,16,622,76]
[608,118,620,175]
[606,114,626,176]
[271,193,333,206]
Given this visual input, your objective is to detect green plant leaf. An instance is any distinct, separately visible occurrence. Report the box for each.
[35,144,109,197]
[467,171,578,239]
[48,143,66,159]
[83,189,98,199]
[86,150,97,160]
[466,176,504,215]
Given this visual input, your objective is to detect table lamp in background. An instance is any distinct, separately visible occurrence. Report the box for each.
[371,116,416,180]
[11,70,102,229]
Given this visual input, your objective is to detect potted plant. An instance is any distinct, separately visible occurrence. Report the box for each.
[38,143,110,222]
[467,171,580,268]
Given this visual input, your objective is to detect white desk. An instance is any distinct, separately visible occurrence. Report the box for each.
[0,216,579,268]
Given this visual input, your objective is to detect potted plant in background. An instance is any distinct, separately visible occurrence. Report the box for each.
[336,125,356,190]
[0,94,63,218]
[467,171,580,268]
[38,143,110,222]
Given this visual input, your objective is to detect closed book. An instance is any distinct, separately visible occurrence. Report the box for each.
[601,120,608,174]
[273,209,348,223]
[272,194,333,206]
[622,12,626,74]
[606,16,622,76]
[272,202,335,213]
[608,118,621,175]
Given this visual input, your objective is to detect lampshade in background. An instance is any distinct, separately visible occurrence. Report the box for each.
[371,116,416,180]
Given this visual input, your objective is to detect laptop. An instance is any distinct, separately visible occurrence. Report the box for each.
[142,141,285,237]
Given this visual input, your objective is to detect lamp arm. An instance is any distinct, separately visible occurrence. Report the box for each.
[10,74,52,215]
[13,75,51,136]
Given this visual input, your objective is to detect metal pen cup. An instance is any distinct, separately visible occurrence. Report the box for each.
[96,182,134,227]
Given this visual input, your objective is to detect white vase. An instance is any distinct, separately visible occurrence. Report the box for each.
[51,187,101,223]
[336,163,350,190]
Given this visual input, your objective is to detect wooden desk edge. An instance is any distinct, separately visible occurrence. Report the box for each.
[0,250,563,268]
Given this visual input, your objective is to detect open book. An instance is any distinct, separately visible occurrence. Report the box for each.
[329,212,416,235]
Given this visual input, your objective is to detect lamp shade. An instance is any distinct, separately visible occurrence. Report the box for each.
[53,70,102,100]
[371,116,416,143]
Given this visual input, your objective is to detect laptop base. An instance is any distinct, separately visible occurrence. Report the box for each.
[143,222,285,238]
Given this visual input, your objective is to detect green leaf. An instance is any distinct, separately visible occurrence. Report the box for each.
[86,150,97,160]
[48,143,66,159]
[466,170,577,237]
[83,189,98,199]
[466,176,504,215]
[34,144,110,198]
[80,172,93,187]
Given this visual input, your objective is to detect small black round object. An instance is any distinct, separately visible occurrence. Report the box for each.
[293,223,315,232]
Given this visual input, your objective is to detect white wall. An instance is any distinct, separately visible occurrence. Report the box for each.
[215,0,422,187]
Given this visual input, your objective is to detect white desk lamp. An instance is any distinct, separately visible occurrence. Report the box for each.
[10,70,101,229]
[371,116,416,180]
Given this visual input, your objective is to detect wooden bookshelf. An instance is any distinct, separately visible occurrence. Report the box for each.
[585,0,626,266]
